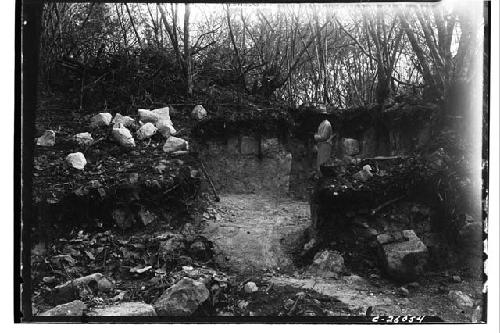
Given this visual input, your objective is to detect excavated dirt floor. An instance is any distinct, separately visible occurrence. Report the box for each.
[202,193,483,322]
[202,194,310,273]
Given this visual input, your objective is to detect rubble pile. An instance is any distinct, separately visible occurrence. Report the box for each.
[307,154,464,280]
[31,226,219,316]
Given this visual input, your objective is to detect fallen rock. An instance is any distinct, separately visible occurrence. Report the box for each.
[51,273,113,305]
[163,136,188,153]
[353,165,373,181]
[89,302,156,316]
[449,290,474,308]
[342,138,360,156]
[157,118,176,137]
[38,300,86,316]
[36,130,55,147]
[138,109,158,123]
[90,112,112,128]
[65,152,87,170]
[112,113,135,127]
[244,281,258,293]
[377,230,428,281]
[152,106,171,121]
[153,107,177,135]
[309,250,345,278]
[191,105,207,120]
[74,132,94,146]
[112,124,135,148]
[136,122,157,140]
[153,277,209,316]
[138,107,176,133]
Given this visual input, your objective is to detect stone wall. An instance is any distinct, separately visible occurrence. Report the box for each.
[199,135,292,195]
[195,102,439,198]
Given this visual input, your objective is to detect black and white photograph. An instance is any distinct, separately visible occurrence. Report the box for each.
[14,0,496,325]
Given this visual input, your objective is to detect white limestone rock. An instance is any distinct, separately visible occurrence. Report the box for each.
[65,152,87,170]
[89,302,156,316]
[191,105,207,121]
[112,113,135,127]
[39,300,86,316]
[74,132,94,146]
[157,118,177,137]
[136,123,157,140]
[244,282,258,293]
[36,130,56,147]
[112,124,135,148]
[138,109,158,123]
[152,106,171,122]
[90,113,112,128]
[163,136,188,153]
[153,277,209,316]
[449,290,474,309]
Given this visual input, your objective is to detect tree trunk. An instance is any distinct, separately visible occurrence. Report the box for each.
[183,3,192,96]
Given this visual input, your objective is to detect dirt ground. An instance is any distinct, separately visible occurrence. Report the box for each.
[202,194,310,273]
[202,193,483,322]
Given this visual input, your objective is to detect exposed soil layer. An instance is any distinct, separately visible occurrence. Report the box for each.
[200,193,483,322]
[202,195,310,273]
[29,101,484,321]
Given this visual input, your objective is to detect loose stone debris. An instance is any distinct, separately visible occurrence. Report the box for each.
[377,230,428,281]
[74,132,94,146]
[163,136,188,153]
[136,123,157,140]
[138,109,159,123]
[51,273,114,305]
[65,152,87,170]
[448,290,474,309]
[89,302,156,316]
[244,282,259,293]
[90,112,112,128]
[192,105,207,121]
[36,130,56,147]
[353,164,373,181]
[112,113,135,128]
[153,277,209,316]
[38,300,87,316]
[309,250,345,278]
[32,99,483,322]
[112,124,136,148]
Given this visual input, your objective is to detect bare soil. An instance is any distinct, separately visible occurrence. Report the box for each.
[202,193,483,322]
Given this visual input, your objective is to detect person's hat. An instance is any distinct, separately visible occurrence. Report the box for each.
[318,104,328,114]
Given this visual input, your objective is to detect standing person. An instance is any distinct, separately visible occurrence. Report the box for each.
[314,108,334,176]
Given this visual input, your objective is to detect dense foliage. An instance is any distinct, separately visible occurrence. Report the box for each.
[38,3,484,113]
